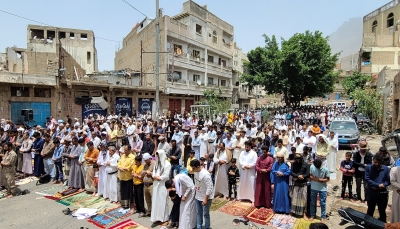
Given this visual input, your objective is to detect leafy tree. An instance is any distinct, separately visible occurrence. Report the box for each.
[197,88,231,116]
[241,31,339,107]
[351,86,382,126]
[342,72,372,96]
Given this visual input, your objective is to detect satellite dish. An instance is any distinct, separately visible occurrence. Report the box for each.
[197,80,201,85]
[176,48,182,55]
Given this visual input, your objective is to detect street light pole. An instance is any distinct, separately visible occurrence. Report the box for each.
[155,0,160,118]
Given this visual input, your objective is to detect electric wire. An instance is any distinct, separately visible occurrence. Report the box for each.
[0,9,121,42]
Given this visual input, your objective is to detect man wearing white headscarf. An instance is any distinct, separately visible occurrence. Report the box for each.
[326,131,338,175]
[316,134,329,168]
[151,149,171,225]
[104,146,120,202]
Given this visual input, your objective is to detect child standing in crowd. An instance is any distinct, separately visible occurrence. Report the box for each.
[228,158,240,200]
[340,152,355,200]
[302,146,312,164]
[168,190,181,228]
[92,164,99,197]
[186,150,196,182]
[206,154,215,184]
[200,157,206,167]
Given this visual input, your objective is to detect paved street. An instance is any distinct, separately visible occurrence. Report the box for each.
[0,134,391,229]
[0,180,273,229]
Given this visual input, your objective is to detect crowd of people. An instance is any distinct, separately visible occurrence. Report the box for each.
[0,104,399,228]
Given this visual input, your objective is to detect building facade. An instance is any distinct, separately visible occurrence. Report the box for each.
[115,1,241,113]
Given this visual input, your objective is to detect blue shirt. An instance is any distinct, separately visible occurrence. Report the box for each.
[52,144,65,162]
[396,158,400,167]
[310,165,330,192]
[365,164,390,191]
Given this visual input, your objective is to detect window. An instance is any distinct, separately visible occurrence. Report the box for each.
[31,29,44,39]
[372,21,377,33]
[47,30,55,41]
[140,23,143,28]
[59,31,66,39]
[196,24,202,35]
[11,87,29,97]
[234,61,237,66]
[193,74,200,82]
[192,50,200,58]
[221,60,227,67]
[173,71,181,80]
[87,51,91,64]
[81,33,88,40]
[174,44,182,54]
[387,13,394,28]
[34,88,51,98]
[221,80,226,87]
[208,77,214,85]
[208,55,214,63]
[212,30,217,44]
[69,32,75,39]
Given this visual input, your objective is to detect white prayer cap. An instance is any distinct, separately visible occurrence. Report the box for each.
[142,153,152,161]
[17,127,25,132]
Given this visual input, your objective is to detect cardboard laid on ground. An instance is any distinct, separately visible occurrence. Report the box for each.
[72,208,98,220]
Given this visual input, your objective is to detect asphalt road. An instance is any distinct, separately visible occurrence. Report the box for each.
[0,181,273,229]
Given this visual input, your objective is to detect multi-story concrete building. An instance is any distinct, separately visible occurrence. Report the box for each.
[360,0,400,75]
[115,1,237,113]
[0,25,107,125]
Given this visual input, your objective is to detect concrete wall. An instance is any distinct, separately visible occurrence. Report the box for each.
[114,18,164,89]
[60,47,86,81]
[363,0,400,35]
[27,24,97,74]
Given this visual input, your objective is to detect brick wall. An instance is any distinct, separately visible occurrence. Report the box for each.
[372,51,395,65]
[376,34,394,47]
[26,52,58,76]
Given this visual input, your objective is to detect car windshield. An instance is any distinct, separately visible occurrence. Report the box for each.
[331,121,357,130]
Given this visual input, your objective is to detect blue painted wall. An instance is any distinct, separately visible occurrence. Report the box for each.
[11,102,51,126]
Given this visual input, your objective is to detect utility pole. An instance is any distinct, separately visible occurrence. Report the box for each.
[155,0,160,117]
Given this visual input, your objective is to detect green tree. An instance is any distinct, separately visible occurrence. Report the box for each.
[241,31,339,106]
[198,88,231,116]
[350,86,382,125]
[342,72,372,96]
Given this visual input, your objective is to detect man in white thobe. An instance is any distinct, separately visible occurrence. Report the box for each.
[96,145,108,196]
[232,132,247,171]
[237,141,257,203]
[151,149,171,225]
[213,143,232,199]
[126,120,136,147]
[104,146,120,202]
[199,128,209,158]
[166,173,197,229]
[326,131,338,174]
[303,130,316,157]
[293,137,305,154]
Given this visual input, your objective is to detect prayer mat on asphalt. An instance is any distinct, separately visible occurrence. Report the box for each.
[85,200,119,214]
[244,207,274,225]
[35,185,69,196]
[108,219,149,229]
[88,208,133,228]
[57,192,93,206]
[52,188,84,200]
[70,195,103,208]
[267,214,296,229]
[210,198,229,211]
[218,200,253,216]
[292,218,320,229]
